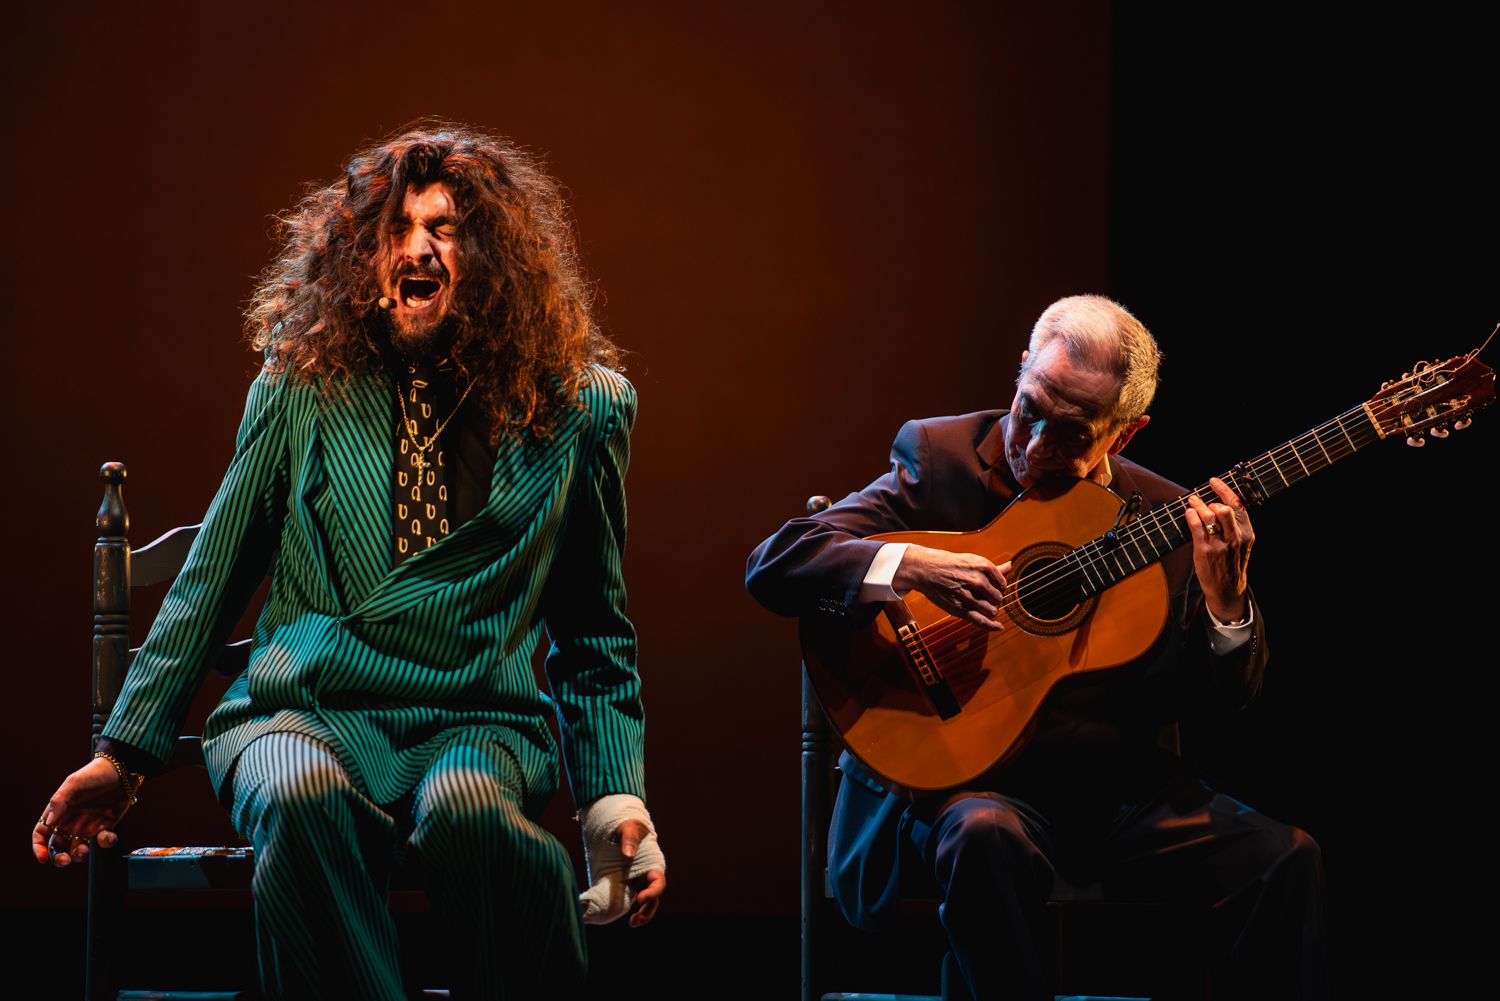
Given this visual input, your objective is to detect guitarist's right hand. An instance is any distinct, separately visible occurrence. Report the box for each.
[892,545,1010,631]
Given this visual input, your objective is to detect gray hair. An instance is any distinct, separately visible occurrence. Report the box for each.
[1021,294,1162,426]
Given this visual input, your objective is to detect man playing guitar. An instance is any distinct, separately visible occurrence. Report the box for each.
[746,295,1327,1001]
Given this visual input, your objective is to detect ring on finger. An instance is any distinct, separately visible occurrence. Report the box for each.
[1204,521,1221,537]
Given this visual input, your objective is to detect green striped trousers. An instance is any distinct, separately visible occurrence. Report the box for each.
[229,730,586,1000]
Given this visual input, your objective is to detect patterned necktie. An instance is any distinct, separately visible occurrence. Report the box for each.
[394,362,454,563]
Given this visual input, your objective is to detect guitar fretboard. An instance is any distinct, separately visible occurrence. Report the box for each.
[1066,404,1382,596]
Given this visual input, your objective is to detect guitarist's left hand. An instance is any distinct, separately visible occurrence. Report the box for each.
[1184,476,1253,623]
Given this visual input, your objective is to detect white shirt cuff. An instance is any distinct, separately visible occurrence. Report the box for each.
[858,542,910,603]
[1205,602,1254,656]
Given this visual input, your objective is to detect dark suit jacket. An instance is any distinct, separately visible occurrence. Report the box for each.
[103,363,646,816]
[746,410,1268,928]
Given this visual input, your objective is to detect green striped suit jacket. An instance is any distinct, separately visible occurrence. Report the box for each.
[102,362,645,814]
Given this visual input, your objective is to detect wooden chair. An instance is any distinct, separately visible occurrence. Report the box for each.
[86,461,252,1000]
[84,462,441,1001]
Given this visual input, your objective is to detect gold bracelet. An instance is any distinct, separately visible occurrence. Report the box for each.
[93,750,145,805]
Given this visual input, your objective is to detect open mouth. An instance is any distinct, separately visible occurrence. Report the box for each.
[398,276,443,309]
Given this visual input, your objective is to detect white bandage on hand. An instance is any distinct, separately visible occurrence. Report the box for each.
[577,793,665,925]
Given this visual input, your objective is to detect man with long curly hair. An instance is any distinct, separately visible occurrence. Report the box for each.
[35,123,665,999]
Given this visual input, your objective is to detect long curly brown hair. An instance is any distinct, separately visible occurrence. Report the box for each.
[246,121,618,441]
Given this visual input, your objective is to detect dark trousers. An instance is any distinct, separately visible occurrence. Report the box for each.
[228,730,585,1001]
[904,751,1328,1001]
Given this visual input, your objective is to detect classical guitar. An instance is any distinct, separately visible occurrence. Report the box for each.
[800,348,1496,796]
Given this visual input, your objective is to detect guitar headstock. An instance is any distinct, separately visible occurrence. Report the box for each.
[1367,351,1496,446]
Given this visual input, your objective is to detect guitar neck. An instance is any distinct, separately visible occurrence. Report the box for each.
[1070,402,1382,595]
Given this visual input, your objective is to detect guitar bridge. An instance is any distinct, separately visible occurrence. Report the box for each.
[896,622,962,720]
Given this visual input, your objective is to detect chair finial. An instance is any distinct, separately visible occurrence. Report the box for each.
[97,462,129,536]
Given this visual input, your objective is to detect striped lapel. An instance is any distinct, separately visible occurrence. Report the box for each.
[315,372,395,607]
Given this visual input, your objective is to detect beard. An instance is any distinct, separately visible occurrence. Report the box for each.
[387,304,457,360]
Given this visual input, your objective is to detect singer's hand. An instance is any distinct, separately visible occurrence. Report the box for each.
[33,758,130,867]
[579,809,666,927]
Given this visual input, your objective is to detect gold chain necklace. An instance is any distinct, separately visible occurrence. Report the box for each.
[397,376,475,479]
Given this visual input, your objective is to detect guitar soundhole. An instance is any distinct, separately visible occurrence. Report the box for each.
[1007,541,1096,636]
[1015,557,1081,621]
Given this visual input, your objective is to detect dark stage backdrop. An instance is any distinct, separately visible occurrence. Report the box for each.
[5,2,1494,997]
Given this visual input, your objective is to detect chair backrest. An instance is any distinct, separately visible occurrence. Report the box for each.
[798,494,844,1001]
[801,666,840,1001]
[91,461,252,768]
[91,461,131,755]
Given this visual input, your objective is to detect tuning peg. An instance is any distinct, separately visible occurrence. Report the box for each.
[1406,435,1426,448]
[1455,418,1473,430]
[1429,426,1450,439]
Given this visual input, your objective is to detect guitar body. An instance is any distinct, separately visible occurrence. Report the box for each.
[800,477,1169,796]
